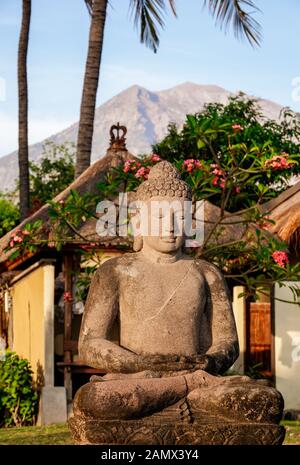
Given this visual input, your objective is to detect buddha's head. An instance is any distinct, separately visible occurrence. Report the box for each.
[134,161,192,254]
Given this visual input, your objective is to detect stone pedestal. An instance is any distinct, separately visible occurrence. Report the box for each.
[69,415,285,445]
[69,394,285,445]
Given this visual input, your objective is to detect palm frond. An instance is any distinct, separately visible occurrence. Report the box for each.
[129,0,177,53]
[84,0,94,15]
[168,0,177,17]
[204,0,262,47]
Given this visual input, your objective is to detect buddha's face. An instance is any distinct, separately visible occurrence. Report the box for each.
[141,197,185,254]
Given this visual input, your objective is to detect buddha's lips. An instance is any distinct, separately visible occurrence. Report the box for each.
[160,237,176,243]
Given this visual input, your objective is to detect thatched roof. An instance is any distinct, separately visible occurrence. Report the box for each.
[0,146,134,268]
[260,180,300,258]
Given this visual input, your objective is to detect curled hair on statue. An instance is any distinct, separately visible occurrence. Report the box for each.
[136,161,192,202]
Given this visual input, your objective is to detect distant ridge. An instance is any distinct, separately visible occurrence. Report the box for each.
[0,82,284,191]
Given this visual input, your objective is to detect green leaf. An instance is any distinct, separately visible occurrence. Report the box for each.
[197,139,206,149]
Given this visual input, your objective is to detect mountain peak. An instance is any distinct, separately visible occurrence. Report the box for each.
[122,84,151,96]
[159,81,229,94]
[0,82,285,191]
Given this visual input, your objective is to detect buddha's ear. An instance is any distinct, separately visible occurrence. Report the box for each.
[128,202,142,251]
[133,235,143,252]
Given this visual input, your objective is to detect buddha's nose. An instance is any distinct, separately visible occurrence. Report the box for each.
[167,212,175,234]
[170,215,175,232]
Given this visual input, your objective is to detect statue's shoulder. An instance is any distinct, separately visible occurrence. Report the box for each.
[194,258,225,281]
[96,252,139,275]
[194,258,229,296]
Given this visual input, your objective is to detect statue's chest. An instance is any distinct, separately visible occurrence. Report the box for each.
[118,263,206,324]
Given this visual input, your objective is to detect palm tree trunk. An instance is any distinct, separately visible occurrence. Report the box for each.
[18,0,31,220]
[75,0,108,178]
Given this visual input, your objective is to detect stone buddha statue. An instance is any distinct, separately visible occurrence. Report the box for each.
[70,161,285,445]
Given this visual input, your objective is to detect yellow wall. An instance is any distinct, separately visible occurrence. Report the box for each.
[11,263,54,383]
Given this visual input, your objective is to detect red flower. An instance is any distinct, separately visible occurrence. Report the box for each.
[232,124,244,133]
[212,168,223,176]
[182,159,202,173]
[264,154,294,171]
[257,216,271,230]
[272,251,289,268]
[123,160,133,173]
[135,167,149,180]
[63,292,73,302]
[151,154,161,163]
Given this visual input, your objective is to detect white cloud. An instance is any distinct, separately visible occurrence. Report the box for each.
[0,78,6,102]
[0,111,73,157]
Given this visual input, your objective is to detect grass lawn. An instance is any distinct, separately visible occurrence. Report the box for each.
[281,421,300,445]
[0,421,299,445]
[0,423,72,445]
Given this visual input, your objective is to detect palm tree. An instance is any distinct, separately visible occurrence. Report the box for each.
[75,0,261,178]
[204,0,261,46]
[75,0,107,178]
[18,0,31,220]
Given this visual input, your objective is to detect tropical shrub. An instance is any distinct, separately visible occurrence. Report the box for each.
[29,141,75,208]
[0,196,20,238]
[0,351,38,427]
[152,93,300,212]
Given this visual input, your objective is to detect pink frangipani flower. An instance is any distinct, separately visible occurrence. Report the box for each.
[272,251,289,268]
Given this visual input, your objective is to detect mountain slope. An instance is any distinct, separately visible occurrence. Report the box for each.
[0,82,284,192]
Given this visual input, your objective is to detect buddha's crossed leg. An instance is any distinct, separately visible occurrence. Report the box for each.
[73,370,276,421]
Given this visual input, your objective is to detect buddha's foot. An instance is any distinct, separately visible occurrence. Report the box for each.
[187,378,284,424]
[183,369,272,392]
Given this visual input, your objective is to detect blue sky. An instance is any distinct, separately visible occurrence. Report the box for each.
[0,0,300,157]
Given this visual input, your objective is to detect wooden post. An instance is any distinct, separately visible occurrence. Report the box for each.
[63,253,73,403]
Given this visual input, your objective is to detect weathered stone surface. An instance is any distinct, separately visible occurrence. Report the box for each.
[70,161,285,445]
[69,416,285,445]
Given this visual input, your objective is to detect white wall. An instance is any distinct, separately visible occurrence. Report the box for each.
[231,286,246,373]
[274,282,300,411]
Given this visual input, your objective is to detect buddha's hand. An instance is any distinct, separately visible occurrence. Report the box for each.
[172,354,214,372]
[136,354,180,371]
[189,354,216,372]
[137,354,211,372]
